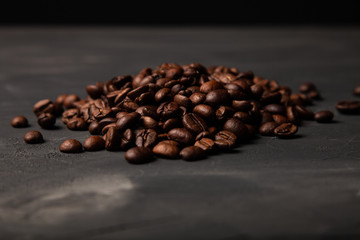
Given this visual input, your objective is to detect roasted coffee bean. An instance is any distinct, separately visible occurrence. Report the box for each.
[232,100,252,112]
[180,146,206,161]
[121,99,139,112]
[299,82,317,93]
[264,104,286,114]
[33,99,55,116]
[193,104,215,120]
[59,139,83,153]
[155,88,171,103]
[105,127,121,151]
[272,114,288,124]
[120,129,135,150]
[182,113,207,134]
[189,92,206,105]
[66,117,87,131]
[274,123,298,138]
[136,129,157,148]
[37,113,56,129]
[86,84,102,99]
[11,116,28,128]
[156,101,181,119]
[116,112,141,131]
[308,91,321,100]
[62,108,80,124]
[116,111,128,119]
[314,110,334,123]
[127,85,149,100]
[194,138,215,151]
[109,88,131,105]
[125,147,155,164]
[214,130,237,149]
[216,106,236,122]
[63,94,80,109]
[153,141,180,159]
[168,128,194,145]
[200,80,224,93]
[140,116,158,129]
[261,91,282,105]
[171,84,185,95]
[354,85,360,97]
[162,118,182,132]
[53,102,64,117]
[245,124,257,137]
[135,92,153,105]
[259,122,278,136]
[233,111,252,124]
[91,99,112,120]
[205,89,231,106]
[223,118,248,139]
[250,84,264,99]
[88,121,101,135]
[294,105,314,120]
[55,94,67,105]
[24,130,43,144]
[336,100,360,114]
[101,123,117,135]
[174,94,192,108]
[286,106,300,124]
[195,131,212,141]
[83,136,105,151]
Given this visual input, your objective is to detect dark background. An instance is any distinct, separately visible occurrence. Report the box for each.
[1,0,360,25]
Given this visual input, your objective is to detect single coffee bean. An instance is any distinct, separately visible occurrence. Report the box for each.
[214,130,237,149]
[354,85,360,97]
[153,141,180,159]
[286,106,300,125]
[53,102,64,117]
[55,94,68,105]
[336,100,360,114]
[59,139,83,153]
[33,99,55,116]
[156,101,181,119]
[180,146,206,161]
[194,138,215,151]
[308,90,321,100]
[83,136,105,151]
[11,116,28,128]
[200,80,224,93]
[127,85,149,100]
[314,110,334,123]
[264,104,286,114]
[135,105,158,119]
[182,113,207,134]
[299,82,317,93]
[171,84,185,95]
[223,118,248,139]
[233,111,252,124]
[205,89,231,106]
[174,94,192,108]
[86,84,102,99]
[272,114,288,124]
[88,121,101,135]
[250,84,264,99]
[195,131,212,141]
[101,123,117,135]
[66,117,87,131]
[232,100,252,112]
[140,116,158,129]
[260,91,282,105]
[168,128,194,145]
[162,118,182,132]
[189,92,206,105]
[259,122,278,136]
[116,111,128,119]
[116,112,141,131]
[136,129,158,148]
[63,94,80,109]
[105,127,121,151]
[274,123,298,138]
[37,113,56,129]
[155,88,171,102]
[120,129,135,150]
[24,130,43,144]
[294,105,314,120]
[125,147,155,164]
[216,106,236,122]
[62,108,80,124]
[193,104,215,120]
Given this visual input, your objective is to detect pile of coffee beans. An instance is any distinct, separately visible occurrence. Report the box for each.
[12,63,341,164]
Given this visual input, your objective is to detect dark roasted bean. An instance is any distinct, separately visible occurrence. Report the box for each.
[55,94,67,105]
[155,88,171,103]
[162,118,182,132]
[272,114,288,124]
[314,110,334,123]
[62,108,80,124]
[250,84,264,99]
[168,128,194,145]
[259,122,278,136]
[174,94,192,108]
[105,127,121,151]
[116,112,141,131]
[127,85,149,100]
[59,139,83,153]
[264,104,286,114]
[195,131,212,141]
[223,118,248,139]
[33,99,55,116]
[153,141,180,159]
[101,123,117,135]
[193,104,215,120]
[86,84,102,99]
[125,147,155,164]
[354,85,360,97]
[66,117,87,131]
[120,129,135,150]
[194,138,215,151]
[200,80,224,93]
[180,146,206,161]
[294,105,314,120]
[182,113,207,134]
[140,116,158,129]
[156,101,181,119]
[38,113,56,129]
[189,92,206,105]
[299,82,317,93]
[24,130,44,144]
[205,89,231,106]
[136,129,158,148]
[135,105,158,119]
[63,94,80,109]
[232,100,252,112]
[88,121,101,135]
[336,100,360,114]
[83,136,105,151]
[216,106,236,122]
[11,116,28,128]
[286,106,300,124]
[274,123,298,138]
[233,111,252,124]
[214,130,237,149]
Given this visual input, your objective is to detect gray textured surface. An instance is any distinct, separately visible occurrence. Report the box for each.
[1,27,360,239]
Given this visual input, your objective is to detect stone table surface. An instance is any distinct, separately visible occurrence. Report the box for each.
[0,27,360,240]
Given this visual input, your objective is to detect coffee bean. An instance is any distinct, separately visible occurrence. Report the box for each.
[214,130,237,149]
[193,104,215,120]
[33,99,55,116]
[116,111,128,119]
[120,129,135,150]
[250,84,264,99]
[272,114,288,124]
[66,117,87,131]
[37,113,56,129]
[261,91,282,105]
[88,121,101,135]
[205,89,231,106]
[140,116,158,129]
[156,101,181,119]
[354,85,360,97]
[194,138,215,151]
[136,129,158,148]
[264,104,286,114]
[136,105,158,119]
[155,88,171,103]
[286,106,300,124]
[101,123,117,135]
[55,94,67,105]
[174,94,192,108]
[63,94,80,109]
[294,105,314,120]
[59,139,83,153]
[153,141,180,159]
[336,100,360,114]
[162,118,182,132]
[274,123,298,138]
[259,122,278,136]
[314,110,334,123]
[216,106,236,122]
[182,113,207,134]
[127,85,149,100]
[24,130,43,144]
[11,116,28,128]
[86,84,102,99]
[223,118,248,139]
[83,136,105,151]
[125,147,155,164]
[233,111,252,124]
[189,92,206,105]
[195,131,212,141]
[180,146,206,161]
[116,112,141,131]
[200,80,224,93]
[62,108,80,124]
[168,128,194,145]
[299,82,317,93]
[105,127,121,151]
[232,100,252,112]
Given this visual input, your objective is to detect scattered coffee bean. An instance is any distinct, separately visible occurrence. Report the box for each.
[259,122,278,136]
[336,100,360,114]
[105,127,121,151]
[11,116,28,128]
[37,113,56,129]
[125,147,154,164]
[59,139,83,153]
[153,141,180,159]
[180,146,205,161]
[84,136,105,151]
[33,99,55,116]
[274,123,298,138]
[314,110,334,123]
[24,130,43,144]
[214,130,237,149]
